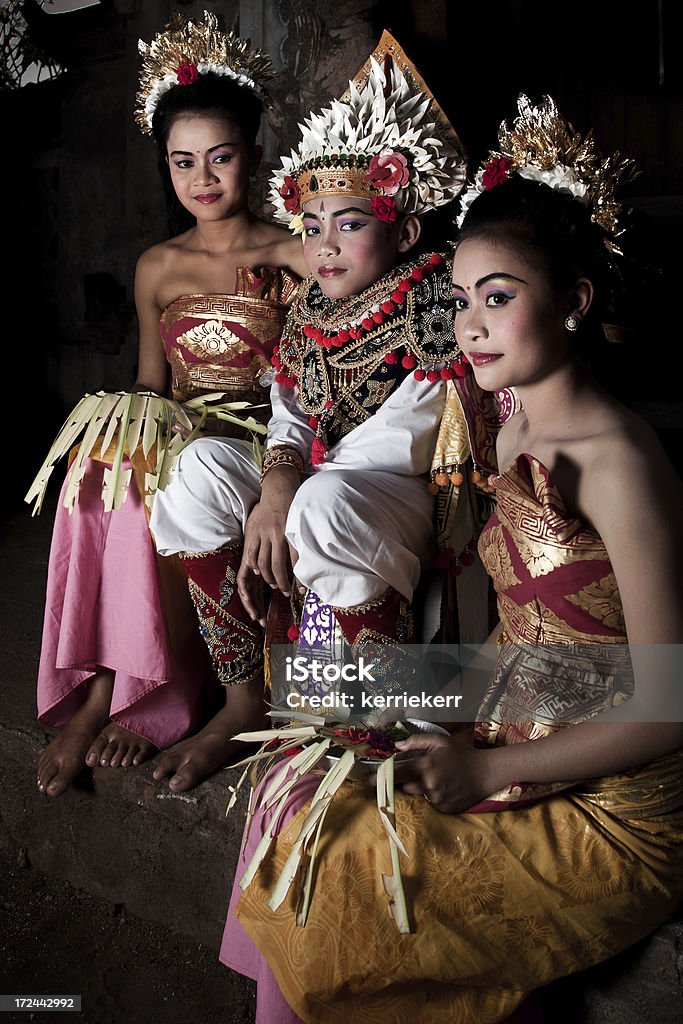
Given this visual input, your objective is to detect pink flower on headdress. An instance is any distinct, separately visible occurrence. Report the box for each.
[371,195,398,223]
[365,150,410,196]
[279,175,300,214]
[177,62,199,86]
[482,157,513,190]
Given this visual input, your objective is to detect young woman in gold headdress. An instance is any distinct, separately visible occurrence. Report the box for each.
[35,11,307,798]
[222,96,683,1024]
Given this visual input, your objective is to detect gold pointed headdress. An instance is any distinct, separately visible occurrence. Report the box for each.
[456,94,637,252]
[270,30,467,232]
[135,10,275,136]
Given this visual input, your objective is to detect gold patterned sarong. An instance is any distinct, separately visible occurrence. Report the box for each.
[233,454,683,1023]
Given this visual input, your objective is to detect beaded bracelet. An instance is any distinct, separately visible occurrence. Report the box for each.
[259,444,305,485]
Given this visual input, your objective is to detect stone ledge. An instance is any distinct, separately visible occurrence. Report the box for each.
[1,722,247,949]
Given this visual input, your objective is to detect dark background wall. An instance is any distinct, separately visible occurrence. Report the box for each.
[3,0,682,514]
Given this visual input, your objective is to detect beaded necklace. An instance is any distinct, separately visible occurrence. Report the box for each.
[271,252,470,465]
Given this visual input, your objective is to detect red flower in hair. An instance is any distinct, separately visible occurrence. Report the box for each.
[365,150,410,196]
[482,157,512,190]
[177,62,199,86]
[371,196,398,223]
[279,175,300,214]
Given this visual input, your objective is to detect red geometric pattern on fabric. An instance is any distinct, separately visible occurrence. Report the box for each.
[479,454,626,644]
[332,587,414,646]
[180,546,264,685]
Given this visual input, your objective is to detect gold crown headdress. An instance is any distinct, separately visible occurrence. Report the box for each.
[456,94,637,253]
[270,30,467,233]
[135,10,275,136]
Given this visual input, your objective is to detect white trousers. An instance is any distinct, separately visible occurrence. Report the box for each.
[149,437,435,608]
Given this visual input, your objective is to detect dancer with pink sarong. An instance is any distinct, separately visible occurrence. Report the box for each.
[35,11,307,798]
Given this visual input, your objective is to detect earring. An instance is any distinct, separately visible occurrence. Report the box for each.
[565,314,580,332]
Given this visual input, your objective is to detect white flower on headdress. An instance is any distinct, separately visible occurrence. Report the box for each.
[456,159,590,228]
[144,74,179,128]
[518,162,589,203]
[289,213,305,237]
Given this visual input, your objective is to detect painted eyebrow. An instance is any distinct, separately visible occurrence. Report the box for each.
[452,272,529,291]
[169,142,238,156]
[302,206,373,220]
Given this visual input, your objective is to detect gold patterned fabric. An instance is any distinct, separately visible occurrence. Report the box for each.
[480,455,621,633]
[235,756,683,1023]
[475,454,633,758]
[233,455,683,1023]
[159,267,299,420]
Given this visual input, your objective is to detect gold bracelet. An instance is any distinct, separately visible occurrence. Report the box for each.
[259,445,305,485]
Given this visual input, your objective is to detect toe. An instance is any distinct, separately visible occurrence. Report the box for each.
[37,760,58,793]
[45,768,72,798]
[168,763,199,792]
[131,741,156,767]
[121,747,135,768]
[152,742,185,780]
[36,755,50,789]
[128,746,145,767]
[109,741,127,768]
[86,731,109,767]
[152,754,177,781]
[98,738,119,766]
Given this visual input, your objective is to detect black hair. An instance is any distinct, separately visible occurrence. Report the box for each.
[456,175,635,401]
[410,203,459,258]
[150,73,263,236]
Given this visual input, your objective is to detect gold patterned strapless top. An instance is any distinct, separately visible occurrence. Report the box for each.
[476,453,631,747]
[474,453,683,813]
[159,266,300,411]
[479,453,626,646]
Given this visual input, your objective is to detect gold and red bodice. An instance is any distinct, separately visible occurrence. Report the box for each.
[160,267,300,410]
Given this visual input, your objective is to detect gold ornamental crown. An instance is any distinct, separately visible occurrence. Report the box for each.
[135,10,275,136]
[457,94,638,252]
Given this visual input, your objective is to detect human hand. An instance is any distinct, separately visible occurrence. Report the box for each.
[237,469,300,622]
[171,410,201,440]
[236,507,268,626]
[395,732,492,813]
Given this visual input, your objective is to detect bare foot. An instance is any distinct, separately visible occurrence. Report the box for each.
[37,723,101,797]
[153,678,267,793]
[86,722,157,768]
[36,668,114,797]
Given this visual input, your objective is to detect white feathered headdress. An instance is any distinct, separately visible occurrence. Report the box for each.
[270,30,467,232]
